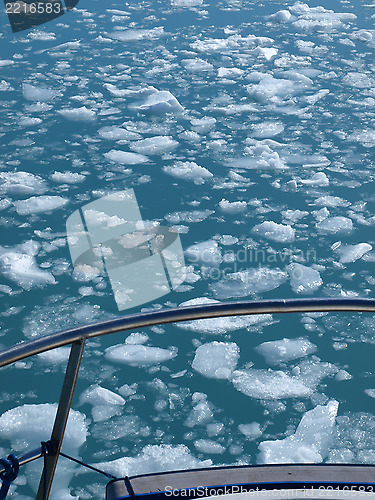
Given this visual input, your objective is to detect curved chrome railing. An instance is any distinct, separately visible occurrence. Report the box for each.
[0,297,375,499]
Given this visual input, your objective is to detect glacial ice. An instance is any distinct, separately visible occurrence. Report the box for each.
[13,195,69,215]
[22,83,59,102]
[105,344,177,366]
[0,171,47,196]
[316,217,353,234]
[57,106,96,121]
[255,338,317,365]
[194,439,225,454]
[132,90,183,114]
[252,221,295,243]
[258,401,339,464]
[219,199,247,214]
[0,251,55,290]
[192,341,240,379]
[95,444,211,478]
[336,243,372,264]
[286,263,323,294]
[79,385,125,423]
[176,297,272,334]
[130,136,178,155]
[104,150,149,164]
[163,161,213,184]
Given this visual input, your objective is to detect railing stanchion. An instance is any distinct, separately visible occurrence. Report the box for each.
[36,338,85,500]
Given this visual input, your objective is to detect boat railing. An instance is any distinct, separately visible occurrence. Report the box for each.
[1,297,375,499]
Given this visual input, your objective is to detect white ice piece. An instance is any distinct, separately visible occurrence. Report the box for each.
[105,344,177,366]
[287,263,323,294]
[192,342,240,379]
[255,338,317,365]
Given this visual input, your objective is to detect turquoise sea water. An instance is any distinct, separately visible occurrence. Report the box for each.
[1,0,375,498]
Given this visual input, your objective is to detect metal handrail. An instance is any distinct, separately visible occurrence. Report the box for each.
[1,297,375,498]
[1,297,375,368]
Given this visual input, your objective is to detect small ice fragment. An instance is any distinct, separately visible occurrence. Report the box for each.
[194,439,225,454]
[185,240,222,267]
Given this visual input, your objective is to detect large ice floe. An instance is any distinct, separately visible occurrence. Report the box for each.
[0,404,87,499]
[258,400,339,464]
[232,357,338,400]
[286,263,323,294]
[163,161,213,184]
[22,83,59,102]
[13,195,69,215]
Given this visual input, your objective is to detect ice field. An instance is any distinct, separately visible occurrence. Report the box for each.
[0,0,375,498]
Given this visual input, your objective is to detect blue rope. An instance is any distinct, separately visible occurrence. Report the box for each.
[0,454,19,500]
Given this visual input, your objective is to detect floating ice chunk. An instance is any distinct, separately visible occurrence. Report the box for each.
[350,129,375,148]
[336,243,372,264]
[79,385,125,422]
[130,136,178,155]
[19,116,42,127]
[0,60,14,67]
[282,209,308,222]
[192,342,240,379]
[110,27,165,42]
[190,117,216,133]
[252,221,295,243]
[104,149,149,164]
[191,34,274,54]
[258,401,339,464]
[351,30,373,42]
[194,439,225,454]
[185,394,214,427]
[50,171,85,184]
[13,195,69,215]
[287,263,323,294]
[182,58,213,72]
[238,422,262,440]
[176,297,272,334]
[57,106,96,121]
[165,210,214,224]
[316,217,353,234]
[301,172,329,186]
[0,171,47,196]
[0,251,56,290]
[270,10,292,22]
[230,144,287,170]
[218,67,244,78]
[232,369,313,400]
[212,268,287,299]
[0,80,11,91]
[219,199,247,214]
[98,126,141,141]
[289,3,356,32]
[80,385,125,407]
[105,344,177,366]
[22,83,59,101]
[0,403,87,498]
[133,90,183,114]
[185,240,222,267]
[256,338,317,365]
[163,161,213,184]
[247,74,309,104]
[38,347,71,364]
[251,121,284,138]
[95,444,211,478]
[303,89,329,105]
[314,196,349,207]
[343,72,373,89]
[171,0,203,6]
